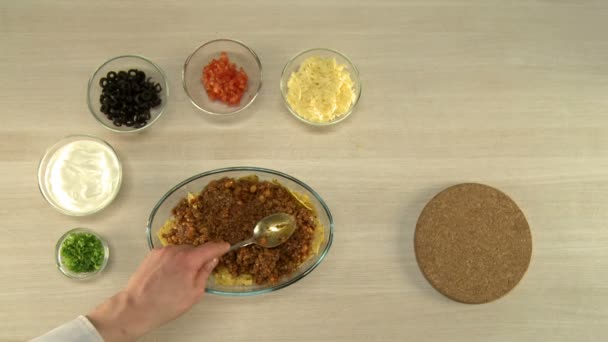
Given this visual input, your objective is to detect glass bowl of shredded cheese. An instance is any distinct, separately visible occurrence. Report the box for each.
[280,48,361,126]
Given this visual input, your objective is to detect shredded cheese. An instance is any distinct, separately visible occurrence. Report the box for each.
[286,56,356,123]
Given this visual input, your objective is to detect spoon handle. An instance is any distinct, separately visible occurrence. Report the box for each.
[228,238,255,253]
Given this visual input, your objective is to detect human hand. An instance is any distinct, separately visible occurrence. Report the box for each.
[87,242,230,342]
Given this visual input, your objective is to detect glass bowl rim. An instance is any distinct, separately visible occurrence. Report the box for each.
[182,38,263,116]
[37,134,123,216]
[55,227,110,280]
[87,54,169,133]
[279,47,362,126]
[146,166,334,296]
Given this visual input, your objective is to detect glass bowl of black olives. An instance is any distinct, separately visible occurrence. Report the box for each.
[87,55,168,133]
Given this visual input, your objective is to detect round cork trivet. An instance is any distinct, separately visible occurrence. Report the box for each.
[414,183,532,304]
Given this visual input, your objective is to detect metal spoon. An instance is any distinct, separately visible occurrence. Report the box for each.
[227,213,297,253]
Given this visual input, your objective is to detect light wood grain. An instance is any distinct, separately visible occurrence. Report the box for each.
[1,0,608,341]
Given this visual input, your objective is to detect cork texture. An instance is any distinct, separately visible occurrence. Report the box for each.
[414,183,532,304]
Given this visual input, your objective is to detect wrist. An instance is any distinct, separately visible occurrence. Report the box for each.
[87,291,148,342]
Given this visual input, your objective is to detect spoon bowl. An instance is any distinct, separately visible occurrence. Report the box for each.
[228,213,296,253]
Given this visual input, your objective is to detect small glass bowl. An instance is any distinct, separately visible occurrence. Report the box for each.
[280,48,361,126]
[37,135,122,216]
[56,228,110,280]
[183,39,262,115]
[87,55,169,133]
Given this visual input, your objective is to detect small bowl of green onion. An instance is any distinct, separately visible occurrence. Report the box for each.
[55,228,109,280]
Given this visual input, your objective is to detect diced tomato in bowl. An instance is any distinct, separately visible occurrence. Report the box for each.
[202,52,249,106]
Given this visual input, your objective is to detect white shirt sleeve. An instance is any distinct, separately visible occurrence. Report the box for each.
[31,315,104,342]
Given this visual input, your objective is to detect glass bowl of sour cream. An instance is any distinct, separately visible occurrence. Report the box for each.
[38,135,122,216]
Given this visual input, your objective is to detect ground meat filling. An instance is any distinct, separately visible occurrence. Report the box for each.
[163,177,317,284]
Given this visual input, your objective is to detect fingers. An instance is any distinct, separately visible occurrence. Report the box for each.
[194,257,220,292]
[186,242,230,269]
[204,258,220,273]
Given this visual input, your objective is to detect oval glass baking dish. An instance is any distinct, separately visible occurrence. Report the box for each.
[146,167,333,296]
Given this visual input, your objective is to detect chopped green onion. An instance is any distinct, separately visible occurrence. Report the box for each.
[60,232,105,273]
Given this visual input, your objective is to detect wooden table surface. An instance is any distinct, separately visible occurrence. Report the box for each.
[1,1,607,341]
